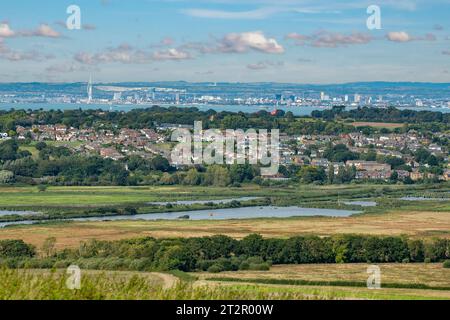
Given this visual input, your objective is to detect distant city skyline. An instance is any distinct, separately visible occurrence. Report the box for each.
[0,0,449,83]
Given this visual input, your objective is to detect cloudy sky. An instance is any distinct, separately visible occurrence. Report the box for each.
[0,0,449,83]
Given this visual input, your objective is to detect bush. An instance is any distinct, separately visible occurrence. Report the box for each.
[424,258,431,263]
[443,260,450,268]
[53,260,72,269]
[0,240,35,258]
[207,264,224,273]
[239,261,250,270]
[37,185,48,192]
[248,263,270,271]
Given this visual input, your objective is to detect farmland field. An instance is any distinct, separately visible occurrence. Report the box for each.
[350,122,406,129]
[2,263,450,300]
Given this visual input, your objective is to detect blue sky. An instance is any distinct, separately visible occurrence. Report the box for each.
[0,0,449,83]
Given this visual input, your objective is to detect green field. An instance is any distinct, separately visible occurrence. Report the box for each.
[0,184,448,208]
[2,263,450,300]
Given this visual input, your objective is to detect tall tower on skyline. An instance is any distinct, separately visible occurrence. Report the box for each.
[87,75,93,104]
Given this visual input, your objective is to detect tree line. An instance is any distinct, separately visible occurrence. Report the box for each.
[1,234,449,273]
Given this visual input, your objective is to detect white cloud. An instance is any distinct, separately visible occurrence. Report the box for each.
[152,48,191,60]
[386,31,411,42]
[386,31,437,42]
[0,39,49,61]
[217,31,284,54]
[75,45,191,65]
[0,23,15,38]
[286,30,373,47]
[247,60,284,70]
[20,24,61,38]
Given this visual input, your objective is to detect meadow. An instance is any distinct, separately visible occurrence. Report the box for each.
[0,183,449,249]
[0,183,446,208]
[2,263,450,300]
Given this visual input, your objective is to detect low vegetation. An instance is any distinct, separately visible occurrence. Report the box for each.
[1,235,450,274]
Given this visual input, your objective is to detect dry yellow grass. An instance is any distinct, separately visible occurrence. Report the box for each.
[0,210,449,249]
[195,263,450,300]
[196,263,450,288]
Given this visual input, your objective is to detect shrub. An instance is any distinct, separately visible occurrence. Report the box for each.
[207,264,223,273]
[239,261,250,271]
[443,260,450,268]
[0,240,35,258]
[37,185,48,192]
[248,263,270,271]
[424,258,431,263]
[53,260,72,269]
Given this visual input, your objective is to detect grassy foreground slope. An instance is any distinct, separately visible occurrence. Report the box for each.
[2,265,450,300]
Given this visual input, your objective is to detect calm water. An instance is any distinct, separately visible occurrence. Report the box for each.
[342,201,377,207]
[1,103,449,116]
[0,206,359,228]
[399,197,449,201]
[148,197,261,205]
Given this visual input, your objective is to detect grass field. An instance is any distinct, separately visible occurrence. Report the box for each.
[3,264,449,300]
[197,263,450,288]
[0,184,445,207]
[350,122,405,129]
[195,263,450,300]
[0,268,323,300]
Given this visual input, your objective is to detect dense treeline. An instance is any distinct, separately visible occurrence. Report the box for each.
[312,106,450,125]
[1,235,449,273]
[2,106,449,137]
[0,106,375,135]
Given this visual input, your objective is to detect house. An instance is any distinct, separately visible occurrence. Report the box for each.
[311,158,330,168]
[100,148,124,160]
[355,170,392,180]
[410,170,423,181]
[442,170,450,181]
[346,160,391,172]
[395,170,411,180]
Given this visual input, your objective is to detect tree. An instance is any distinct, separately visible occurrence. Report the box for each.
[414,148,431,164]
[426,155,439,166]
[159,172,176,185]
[0,170,14,184]
[390,171,399,182]
[151,155,171,172]
[297,166,326,184]
[327,166,335,184]
[183,168,201,185]
[0,239,35,258]
[0,140,19,161]
[41,237,57,258]
[229,164,255,183]
[204,165,231,187]
[323,144,358,162]
[35,142,47,151]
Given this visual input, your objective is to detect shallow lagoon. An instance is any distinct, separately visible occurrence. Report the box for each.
[0,206,359,228]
